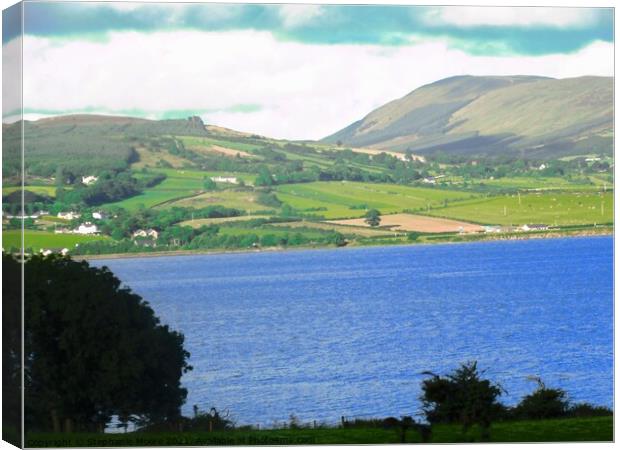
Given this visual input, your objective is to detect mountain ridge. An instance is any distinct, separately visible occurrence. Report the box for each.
[323,75,613,159]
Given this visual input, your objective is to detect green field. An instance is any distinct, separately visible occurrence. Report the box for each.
[276,182,476,219]
[178,136,261,153]
[4,185,58,197]
[218,225,327,239]
[3,230,109,252]
[426,191,613,226]
[110,169,257,211]
[166,190,268,212]
[24,416,612,446]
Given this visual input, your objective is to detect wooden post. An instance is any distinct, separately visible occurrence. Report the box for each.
[209,420,213,432]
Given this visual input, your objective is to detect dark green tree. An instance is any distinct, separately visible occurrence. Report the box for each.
[420,361,504,437]
[203,177,217,191]
[3,254,22,446]
[18,253,192,433]
[364,209,381,227]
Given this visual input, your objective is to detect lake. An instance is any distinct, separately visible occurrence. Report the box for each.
[94,236,613,427]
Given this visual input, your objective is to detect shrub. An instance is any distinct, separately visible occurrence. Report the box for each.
[512,378,568,420]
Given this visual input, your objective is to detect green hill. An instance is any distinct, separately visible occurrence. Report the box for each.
[2,114,208,178]
[323,75,613,159]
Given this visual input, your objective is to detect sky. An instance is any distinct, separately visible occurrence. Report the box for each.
[1,2,615,140]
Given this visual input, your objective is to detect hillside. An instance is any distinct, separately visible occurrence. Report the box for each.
[323,75,613,159]
[2,115,208,177]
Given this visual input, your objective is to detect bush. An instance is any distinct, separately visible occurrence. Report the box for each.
[512,379,568,420]
[567,403,613,418]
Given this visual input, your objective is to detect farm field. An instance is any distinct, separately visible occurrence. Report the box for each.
[329,213,484,233]
[4,185,58,197]
[275,182,476,219]
[218,225,327,239]
[178,136,261,154]
[426,191,613,226]
[480,176,607,190]
[131,146,188,169]
[178,215,271,228]
[109,168,255,211]
[3,229,109,252]
[165,190,269,212]
[271,220,396,237]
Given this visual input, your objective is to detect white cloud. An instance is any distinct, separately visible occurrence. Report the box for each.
[20,30,613,139]
[424,6,601,28]
[278,5,324,28]
[3,36,22,120]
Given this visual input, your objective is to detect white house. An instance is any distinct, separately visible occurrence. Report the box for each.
[521,224,549,232]
[484,225,502,233]
[538,164,547,171]
[74,222,99,235]
[132,228,159,239]
[210,176,238,184]
[40,247,69,256]
[58,211,81,220]
[422,177,436,184]
[92,211,107,220]
[82,175,98,185]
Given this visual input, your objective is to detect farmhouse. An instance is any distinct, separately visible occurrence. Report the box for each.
[74,222,99,235]
[132,228,159,239]
[40,247,69,256]
[210,176,239,184]
[58,211,81,220]
[81,175,98,185]
[92,211,107,220]
[521,224,549,232]
[484,225,502,233]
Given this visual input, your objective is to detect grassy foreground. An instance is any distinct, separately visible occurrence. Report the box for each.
[25,416,612,447]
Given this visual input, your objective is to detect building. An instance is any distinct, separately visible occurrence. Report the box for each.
[132,228,159,239]
[210,176,238,184]
[484,225,502,233]
[58,211,81,220]
[521,224,549,232]
[74,222,99,235]
[40,247,69,256]
[92,211,107,220]
[82,175,98,185]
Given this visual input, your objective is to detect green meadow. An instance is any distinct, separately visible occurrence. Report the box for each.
[110,169,258,211]
[427,191,613,226]
[4,185,58,197]
[3,230,109,252]
[276,182,476,219]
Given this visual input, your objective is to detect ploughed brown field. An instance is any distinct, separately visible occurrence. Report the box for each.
[328,213,484,233]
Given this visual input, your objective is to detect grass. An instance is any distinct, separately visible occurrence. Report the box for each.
[178,136,260,153]
[24,416,612,446]
[110,169,259,211]
[3,230,109,252]
[218,225,327,239]
[271,220,396,237]
[165,190,268,212]
[3,185,59,197]
[426,191,613,226]
[276,182,476,219]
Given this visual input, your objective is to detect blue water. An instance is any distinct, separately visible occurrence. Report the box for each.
[95,236,613,426]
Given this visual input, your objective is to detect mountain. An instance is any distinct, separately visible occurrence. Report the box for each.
[323,75,613,159]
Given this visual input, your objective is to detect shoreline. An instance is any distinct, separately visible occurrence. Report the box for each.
[80,227,613,261]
